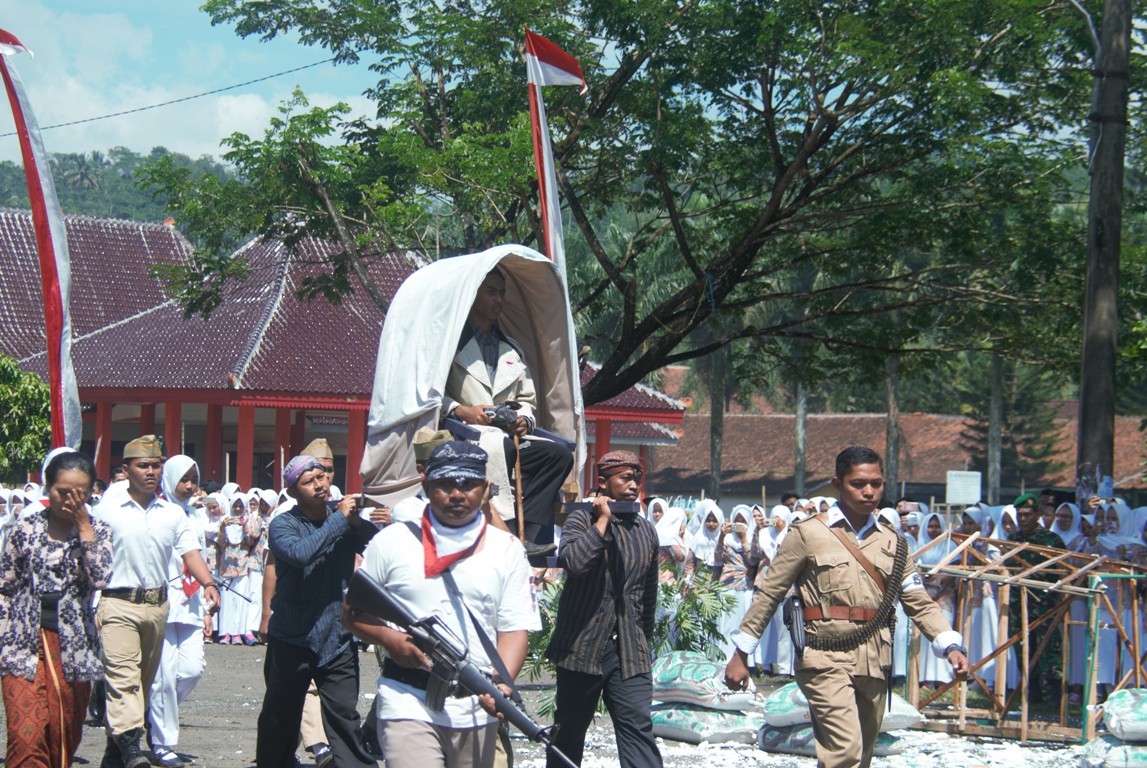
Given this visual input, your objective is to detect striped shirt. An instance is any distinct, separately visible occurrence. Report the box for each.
[546,506,659,679]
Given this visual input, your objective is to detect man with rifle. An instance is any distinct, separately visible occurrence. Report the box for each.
[346,441,540,768]
[724,446,970,768]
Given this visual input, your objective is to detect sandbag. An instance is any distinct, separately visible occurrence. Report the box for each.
[651,651,759,712]
[761,681,922,731]
[1103,690,1147,743]
[758,724,906,757]
[1082,734,1147,768]
[650,705,759,745]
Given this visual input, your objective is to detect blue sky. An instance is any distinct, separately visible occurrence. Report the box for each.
[0,1,378,163]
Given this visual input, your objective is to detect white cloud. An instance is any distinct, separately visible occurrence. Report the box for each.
[0,0,375,164]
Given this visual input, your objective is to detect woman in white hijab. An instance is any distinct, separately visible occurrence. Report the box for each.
[151,456,207,764]
[875,508,912,680]
[716,505,756,659]
[655,506,689,578]
[646,497,669,524]
[216,493,260,645]
[958,504,1018,692]
[1051,502,1085,552]
[752,504,796,675]
[688,500,725,575]
[245,489,279,638]
[1091,502,1142,695]
[915,512,956,687]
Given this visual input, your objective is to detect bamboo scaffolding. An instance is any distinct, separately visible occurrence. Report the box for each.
[903,531,1146,745]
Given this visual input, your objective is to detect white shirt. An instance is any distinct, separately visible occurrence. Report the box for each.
[93,493,199,590]
[359,521,540,729]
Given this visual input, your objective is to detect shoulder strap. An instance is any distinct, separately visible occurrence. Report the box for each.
[402,520,525,706]
[814,514,885,592]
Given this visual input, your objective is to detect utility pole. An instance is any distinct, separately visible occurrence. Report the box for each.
[1077,0,1131,501]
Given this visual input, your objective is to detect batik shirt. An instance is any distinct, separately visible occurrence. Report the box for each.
[0,507,114,681]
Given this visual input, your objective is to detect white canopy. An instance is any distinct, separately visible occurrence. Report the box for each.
[360,244,585,505]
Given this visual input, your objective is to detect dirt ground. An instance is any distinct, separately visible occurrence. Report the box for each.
[0,643,1090,768]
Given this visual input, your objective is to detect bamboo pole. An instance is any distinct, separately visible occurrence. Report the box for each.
[1020,587,1029,743]
[995,583,1010,722]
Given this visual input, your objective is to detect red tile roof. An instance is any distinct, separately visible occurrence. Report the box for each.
[648,412,1147,494]
[581,362,686,414]
[585,420,678,444]
[0,209,193,360]
[16,226,416,397]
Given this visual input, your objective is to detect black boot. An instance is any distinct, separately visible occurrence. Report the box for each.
[100,733,125,768]
[522,523,556,558]
[115,728,150,768]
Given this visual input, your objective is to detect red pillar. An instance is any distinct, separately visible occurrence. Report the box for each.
[346,410,366,494]
[273,408,292,492]
[291,410,307,457]
[594,417,612,488]
[205,404,223,482]
[140,404,156,435]
[639,445,648,498]
[237,406,255,490]
[164,401,183,457]
[95,402,113,481]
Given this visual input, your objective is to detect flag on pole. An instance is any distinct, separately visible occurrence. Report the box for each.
[524,27,585,281]
[0,29,82,449]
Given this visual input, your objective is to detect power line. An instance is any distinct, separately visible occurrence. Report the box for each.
[0,57,338,137]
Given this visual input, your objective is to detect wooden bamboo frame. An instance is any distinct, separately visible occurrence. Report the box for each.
[903,531,1147,744]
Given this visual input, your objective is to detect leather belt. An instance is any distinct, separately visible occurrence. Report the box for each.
[102,587,167,606]
[381,658,469,699]
[804,605,878,622]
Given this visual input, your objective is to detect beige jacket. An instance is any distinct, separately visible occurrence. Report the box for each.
[441,334,537,520]
[732,513,957,678]
[442,335,537,424]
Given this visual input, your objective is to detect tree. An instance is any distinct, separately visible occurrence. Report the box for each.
[0,356,51,484]
[957,353,1069,488]
[141,0,1126,406]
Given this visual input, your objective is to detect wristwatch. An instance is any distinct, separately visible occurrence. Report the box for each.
[944,643,967,656]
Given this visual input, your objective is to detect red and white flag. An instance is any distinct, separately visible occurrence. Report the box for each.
[525,28,585,281]
[0,30,82,449]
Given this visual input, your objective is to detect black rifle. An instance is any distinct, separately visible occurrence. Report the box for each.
[345,570,578,768]
[167,574,253,603]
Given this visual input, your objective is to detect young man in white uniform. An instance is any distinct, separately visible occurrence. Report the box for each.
[93,436,219,768]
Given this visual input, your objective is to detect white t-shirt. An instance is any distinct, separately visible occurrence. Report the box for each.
[359,519,540,729]
[93,493,199,590]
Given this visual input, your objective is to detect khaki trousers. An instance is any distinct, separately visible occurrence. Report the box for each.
[795,667,887,768]
[299,679,328,749]
[379,719,497,768]
[97,598,168,737]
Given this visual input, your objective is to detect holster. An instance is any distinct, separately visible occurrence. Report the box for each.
[783,595,806,660]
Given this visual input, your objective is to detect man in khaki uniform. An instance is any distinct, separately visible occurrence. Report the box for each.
[725,446,969,768]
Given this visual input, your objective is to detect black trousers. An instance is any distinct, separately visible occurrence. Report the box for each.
[549,641,663,768]
[501,435,574,540]
[255,639,375,768]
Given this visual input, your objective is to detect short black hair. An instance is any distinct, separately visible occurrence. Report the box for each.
[781,492,798,503]
[835,446,883,480]
[487,265,505,280]
[45,451,97,489]
[201,479,222,494]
